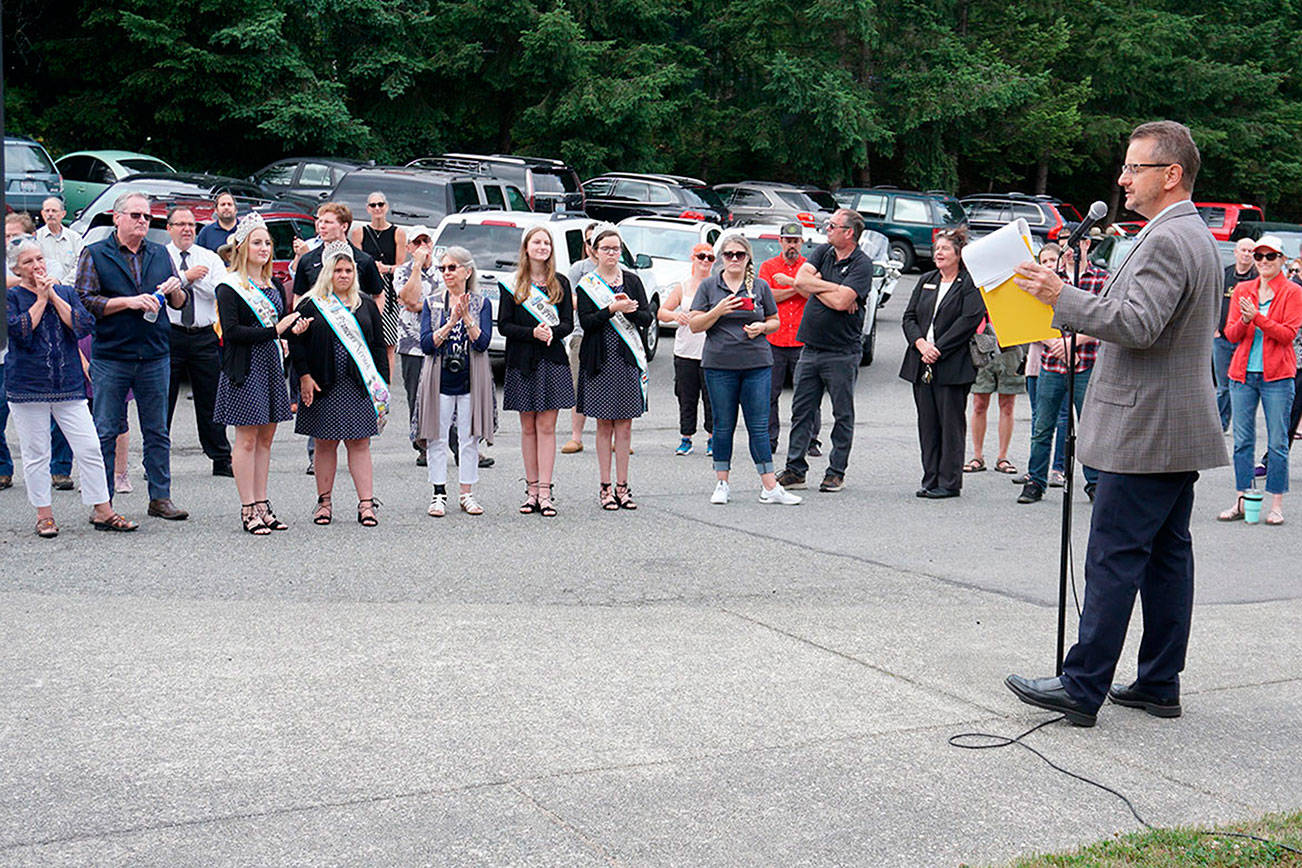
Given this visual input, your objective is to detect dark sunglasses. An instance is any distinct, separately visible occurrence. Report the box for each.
[1254,251,1281,262]
[121,211,150,221]
[721,250,747,261]
[438,264,462,272]
[367,202,386,208]
[694,253,715,262]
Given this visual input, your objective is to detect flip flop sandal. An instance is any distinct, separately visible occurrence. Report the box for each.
[1216,496,1244,522]
[994,459,1018,473]
[963,458,986,473]
[1265,509,1285,526]
[36,516,59,538]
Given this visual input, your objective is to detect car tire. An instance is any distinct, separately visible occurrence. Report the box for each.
[888,239,915,272]
[860,318,876,367]
[643,296,660,361]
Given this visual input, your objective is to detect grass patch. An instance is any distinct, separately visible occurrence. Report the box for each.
[995,810,1302,866]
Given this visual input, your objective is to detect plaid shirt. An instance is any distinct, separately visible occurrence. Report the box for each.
[1040,263,1108,374]
[74,240,160,319]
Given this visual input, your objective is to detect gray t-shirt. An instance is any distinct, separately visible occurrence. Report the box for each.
[567,259,597,338]
[690,274,777,370]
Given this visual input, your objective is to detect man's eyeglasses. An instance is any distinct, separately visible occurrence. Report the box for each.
[596,246,621,254]
[1119,163,1173,177]
[1254,251,1282,262]
[119,211,151,222]
[694,253,715,262]
[721,250,747,261]
[168,221,196,229]
[825,223,849,232]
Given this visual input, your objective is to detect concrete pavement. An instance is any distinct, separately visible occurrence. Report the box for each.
[1,293,1299,865]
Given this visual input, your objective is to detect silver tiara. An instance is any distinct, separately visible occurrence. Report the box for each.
[322,240,355,266]
[229,212,266,247]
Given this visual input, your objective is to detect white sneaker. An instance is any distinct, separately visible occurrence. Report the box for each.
[427,492,447,517]
[760,483,802,505]
[710,480,730,504]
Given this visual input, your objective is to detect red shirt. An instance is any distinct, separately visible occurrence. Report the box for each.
[1224,272,1302,382]
[758,255,807,347]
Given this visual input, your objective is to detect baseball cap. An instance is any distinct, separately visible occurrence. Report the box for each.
[779,221,804,239]
[1254,235,1285,255]
[407,225,433,243]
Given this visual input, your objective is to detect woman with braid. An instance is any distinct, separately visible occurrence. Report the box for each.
[689,233,800,506]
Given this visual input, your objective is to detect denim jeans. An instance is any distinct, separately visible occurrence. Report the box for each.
[0,364,12,477]
[90,356,172,501]
[1029,368,1098,489]
[705,366,774,474]
[1212,335,1236,432]
[785,347,859,477]
[1230,372,1294,493]
[50,418,73,475]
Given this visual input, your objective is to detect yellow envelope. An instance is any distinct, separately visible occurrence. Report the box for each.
[962,219,1061,346]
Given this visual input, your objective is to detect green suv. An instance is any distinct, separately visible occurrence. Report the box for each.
[833,186,966,271]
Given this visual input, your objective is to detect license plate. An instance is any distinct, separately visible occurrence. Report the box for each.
[20,180,38,193]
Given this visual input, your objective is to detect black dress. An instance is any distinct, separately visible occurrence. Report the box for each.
[500,279,576,413]
[360,223,401,347]
[290,295,388,441]
[214,279,294,427]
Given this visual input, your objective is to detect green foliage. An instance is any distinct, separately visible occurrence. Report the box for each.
[7,0,1302,216]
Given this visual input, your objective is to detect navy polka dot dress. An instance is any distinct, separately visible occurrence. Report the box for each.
[295,342,380,440]
[214,283,294,427]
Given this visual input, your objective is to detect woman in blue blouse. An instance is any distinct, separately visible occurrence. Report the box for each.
[5,236,135,535]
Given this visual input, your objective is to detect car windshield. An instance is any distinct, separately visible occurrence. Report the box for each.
[119,158,172,174]
[619,225,700,261]
[939,199,967,225]
[336,176,447,222]
[747,235,822,263]
[684,185,727,212]
[1056,201,1084,222]
[804,190,838,210]
[533,170,579,194]
[5,142,55,174]
[434,221,524,270]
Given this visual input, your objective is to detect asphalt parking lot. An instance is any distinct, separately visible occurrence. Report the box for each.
[2,285,1300,865]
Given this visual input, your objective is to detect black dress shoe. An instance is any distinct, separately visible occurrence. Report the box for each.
[1017,482,1044,504]
[1084,482,1097,503]
[212,461,234,478]
[1004,674,1097,726]
[1107,682,1181,718]
[147,498,190,520]
[924,488,960,499]
[916,488,930,498]
[478,455,494,468]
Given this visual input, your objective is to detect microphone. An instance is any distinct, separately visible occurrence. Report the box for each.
[1063,200,1108,249]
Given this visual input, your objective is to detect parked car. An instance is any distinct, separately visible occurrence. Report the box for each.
[616,216,722,329]
[960,193,1082,246]
[68,173,274,234]
[798,186,840,214]
[431,210,663,359]
[4,136,63,215]
[582,173,731,225]
[77,198,314,288]
[732,223,896,366]
[247,157,367,210]
[1228,220,1302,260]
[713,181,833,229]
[54,150,175,218]
[1196,201,1264,241]
[405,154,584,213]
[834,186,966,272]
[330,167,529,228]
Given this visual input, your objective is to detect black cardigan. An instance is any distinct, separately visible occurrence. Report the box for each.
[288,295,389,396]
[498,274,575,371]
[576,270,653,377]
[899,269,987,386]
[216,278,285,388]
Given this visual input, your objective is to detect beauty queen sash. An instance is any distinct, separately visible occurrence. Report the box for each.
[578,271,648,410]
[317,294,390,433]
[222,274,278,328]
[522,283,561,327]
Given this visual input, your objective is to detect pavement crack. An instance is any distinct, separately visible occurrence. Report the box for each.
[509,783,627,867]
[719,606,1006,717]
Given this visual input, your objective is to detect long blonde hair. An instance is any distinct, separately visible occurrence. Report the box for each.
[513,225,561,304]
[228,227,273,287]
[310,248,361,309]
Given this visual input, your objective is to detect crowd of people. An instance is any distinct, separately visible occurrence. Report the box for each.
[3,137,1299,536]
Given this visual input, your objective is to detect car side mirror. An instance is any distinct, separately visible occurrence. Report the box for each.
[634,253,652,269]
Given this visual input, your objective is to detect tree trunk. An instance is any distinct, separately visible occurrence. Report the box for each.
[1035,158,1048,195]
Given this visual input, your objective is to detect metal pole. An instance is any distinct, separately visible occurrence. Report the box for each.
[1056,245,1083,675]
[1,7,8,353]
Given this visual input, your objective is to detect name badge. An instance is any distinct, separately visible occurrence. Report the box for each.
[922,283,938,291]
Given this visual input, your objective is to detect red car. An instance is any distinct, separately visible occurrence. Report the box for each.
[1195,201,1264,241]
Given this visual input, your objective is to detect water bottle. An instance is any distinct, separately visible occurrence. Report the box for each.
[142,289,167,324]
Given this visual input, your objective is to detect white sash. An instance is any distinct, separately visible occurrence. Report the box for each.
[316,294,391,433]
[522,284,561,327]
[578,271,648,410]
[221,274,278,328]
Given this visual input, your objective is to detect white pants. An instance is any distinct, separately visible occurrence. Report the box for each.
[10,400,110,507]
[428,392,478,486]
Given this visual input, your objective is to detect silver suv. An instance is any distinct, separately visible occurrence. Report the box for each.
[714,181,835,229]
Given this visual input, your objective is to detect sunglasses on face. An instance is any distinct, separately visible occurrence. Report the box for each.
[438,264,461,273]
[721,250,747,261]
[1254,251,1281,262]
[367,202,386,208]
[694,253,715,262]
[121,211,150,222]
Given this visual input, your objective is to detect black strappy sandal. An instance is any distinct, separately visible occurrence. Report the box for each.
[357,497,380,527]
[313,492,333,525]
[256,500,288,531]
[538,483,557,517]
[520,479,540,514]
[599,482,619,511]
[614,482,637,510]
[242,503,272,535]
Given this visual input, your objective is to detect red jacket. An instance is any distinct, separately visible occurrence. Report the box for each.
[1224,272,1302,382]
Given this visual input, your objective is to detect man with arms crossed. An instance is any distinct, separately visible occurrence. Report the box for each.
[1005,121,1227,726]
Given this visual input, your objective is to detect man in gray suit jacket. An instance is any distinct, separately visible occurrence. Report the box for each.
[1004,121,1228,726]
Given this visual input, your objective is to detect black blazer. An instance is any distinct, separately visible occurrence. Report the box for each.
[498,274,575,371]
[899,269,987,386]
[288,295,389,397]
[216,278,285,387]
[576,271,653,377]
[292,243,383,300]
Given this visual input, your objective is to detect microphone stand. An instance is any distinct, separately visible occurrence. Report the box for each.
[1056,250,1083,676]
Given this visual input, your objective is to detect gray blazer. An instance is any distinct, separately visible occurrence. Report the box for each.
[1052,199,1228,474]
